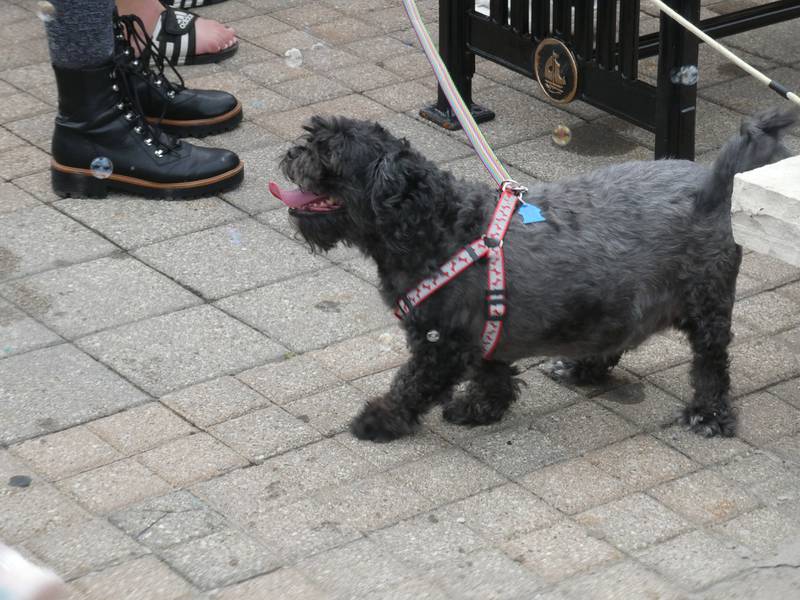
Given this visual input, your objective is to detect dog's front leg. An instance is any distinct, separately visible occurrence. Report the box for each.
[350,344,469,442]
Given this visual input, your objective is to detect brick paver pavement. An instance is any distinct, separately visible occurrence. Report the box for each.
[1,0,800,598]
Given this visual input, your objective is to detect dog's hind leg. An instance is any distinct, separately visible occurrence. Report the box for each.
[678,298,737,437]
[442,361,519,426]
[350,344,470,442]
[545,354,622,385]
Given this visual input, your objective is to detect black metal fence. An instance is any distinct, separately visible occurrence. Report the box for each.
[422,0,800,159]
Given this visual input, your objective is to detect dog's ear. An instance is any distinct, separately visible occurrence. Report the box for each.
[370,148,436,255]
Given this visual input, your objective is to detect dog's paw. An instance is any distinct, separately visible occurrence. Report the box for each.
[678,405,736,437]
[543,358,616,386]
[442,396,505,426]
[350,398,415,443]
[543,359,577,383]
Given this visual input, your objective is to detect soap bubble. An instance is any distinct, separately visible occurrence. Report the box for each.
[90,157,113,179]
[36,0,55,22]
[670,65,699,86]
[311,42,326,51]
[551,124,572,147]
[249,99,266,110]
[284,48,303,68]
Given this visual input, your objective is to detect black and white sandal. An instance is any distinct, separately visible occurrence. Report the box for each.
[164,0,229,9]
[151,6,238,66]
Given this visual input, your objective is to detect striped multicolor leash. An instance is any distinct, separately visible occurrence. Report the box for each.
[401,0,513,188]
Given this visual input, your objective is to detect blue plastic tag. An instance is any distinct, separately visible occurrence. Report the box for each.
[519,202,545,224]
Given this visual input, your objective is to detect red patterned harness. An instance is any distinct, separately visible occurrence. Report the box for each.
[394,184,523,360]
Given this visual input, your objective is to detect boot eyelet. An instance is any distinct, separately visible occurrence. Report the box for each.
[115,33,125,40]
[133,125,143,134]
[109,71,116,80]
[112,84,119,92]
[144,137,153,146]
[154,79,163,86]
[132,59,139,67]
[154,149,165,158]
[116,102,125,111]
[166,90,176,99]
[125,112,135,121]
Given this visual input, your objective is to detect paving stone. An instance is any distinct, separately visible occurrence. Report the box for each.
[253,29,325,57]
[213,567,328,600]
[220,143,294,215]
[134,219,326,300]
[11,426,121,480]
[498,125,652,183]
[585,435,698,490]
[502,520,622,584]
[716,451,800,507]
[0,205,116,282]
[654,425,751,466]
[555,560,687,600]
[768,433,800,466]
[702,66,800,116]
[0,297,59,358]
[204,117,285,151]
[193,439,375,521]
[0,344,146,445]
[227,14,293,45]
[57,457,170,514]
[311,469,435,531]
[739,251,800,289]
[241,57,314,87]
[595,382,685,431]
[702,564,800,600]
[0,143,50,180]
[441,483,562,544]
[5,111,56,149]
[535,402,639,454]
[426,548,549,599]
[733,291,800,335]
[110,490,228,551]
[78,305,285,396]
[460,424,570,478]
[87,402,196,455]
[138,433,248,486]
[299,539,414,598]
[283,384,368,437]
[327,63,401,94]
[309,16,375,45]
[210,404,321,461]
[310,328,408,381]
[236,354,341,407]
[55,196,244,249]
[0,181,39,213]
[246,493,363,564]
[735,391,800,446]
[160,529,275,591]
[343,35,416,61]
[519,458,631,515]
[370,513,488,570]
[367,578,452,600]
[10,170,60,205]
[160,376,268,428]
[0,91,50,125]
[715,505,800,558]
[271,73,352,106]
[0,483,89,544]
[576,493,691,552]
[390,448,507,505]
[217,267,393,352]
[0,128,26,153]
[0,255,200,338]
[0,448,41,493]
[769,377,800,409]
[22,518,147,580]
[254,93,391,139]
[619,333,692,376]
[636,530,751,590]
[73,556,194,600]
[334,427,450,470]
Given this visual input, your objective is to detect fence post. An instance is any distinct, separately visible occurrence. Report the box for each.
[420,0,495,130]
[654,0,701,159]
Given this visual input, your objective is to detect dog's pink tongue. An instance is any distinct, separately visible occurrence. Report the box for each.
[269,181,325,208]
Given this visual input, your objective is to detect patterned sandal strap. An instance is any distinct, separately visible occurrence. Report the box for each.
[165,0,206,8]
[152,7,197,66]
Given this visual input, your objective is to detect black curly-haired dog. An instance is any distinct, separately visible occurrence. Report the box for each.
[274,108,795,442]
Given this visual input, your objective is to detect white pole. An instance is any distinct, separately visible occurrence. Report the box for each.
[650,0,800,107]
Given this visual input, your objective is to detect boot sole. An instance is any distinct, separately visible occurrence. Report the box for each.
[51,159,244,200]
[146,102,243,139]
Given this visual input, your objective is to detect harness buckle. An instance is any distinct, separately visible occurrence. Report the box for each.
[501,180,528,195]
[395,295,412,319]
[485,289,506,321]
[483,235,503,249]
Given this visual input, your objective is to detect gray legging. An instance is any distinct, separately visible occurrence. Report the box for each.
[45,0,116,69]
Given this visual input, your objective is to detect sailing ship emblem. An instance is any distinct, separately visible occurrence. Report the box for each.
[534,38,578,104]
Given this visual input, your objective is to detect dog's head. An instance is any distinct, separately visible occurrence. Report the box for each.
[276,116,439,255]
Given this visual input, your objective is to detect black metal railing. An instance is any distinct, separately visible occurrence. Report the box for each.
[421,0,800,159]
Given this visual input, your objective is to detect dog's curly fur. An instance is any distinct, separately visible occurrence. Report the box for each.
[280,108,796,442]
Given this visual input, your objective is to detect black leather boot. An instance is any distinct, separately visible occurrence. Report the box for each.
[115,14,243,138]
[50,61,243,199]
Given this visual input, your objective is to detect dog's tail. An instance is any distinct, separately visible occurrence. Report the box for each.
[697,106,797,214]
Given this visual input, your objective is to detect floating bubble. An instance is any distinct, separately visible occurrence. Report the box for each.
[249,99,266,110]
[36,0,55,22]
[551,124,572,147]
[284,48,303,68]
[670,65,699,86]
[227,226,242,246]
[426,329,440,343]
[311,42,326,51]
[90,157,113,179]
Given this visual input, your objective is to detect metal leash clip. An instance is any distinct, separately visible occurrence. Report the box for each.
[500,180,528,195]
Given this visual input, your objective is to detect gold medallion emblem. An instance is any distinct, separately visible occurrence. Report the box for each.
[534,38,578,104]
